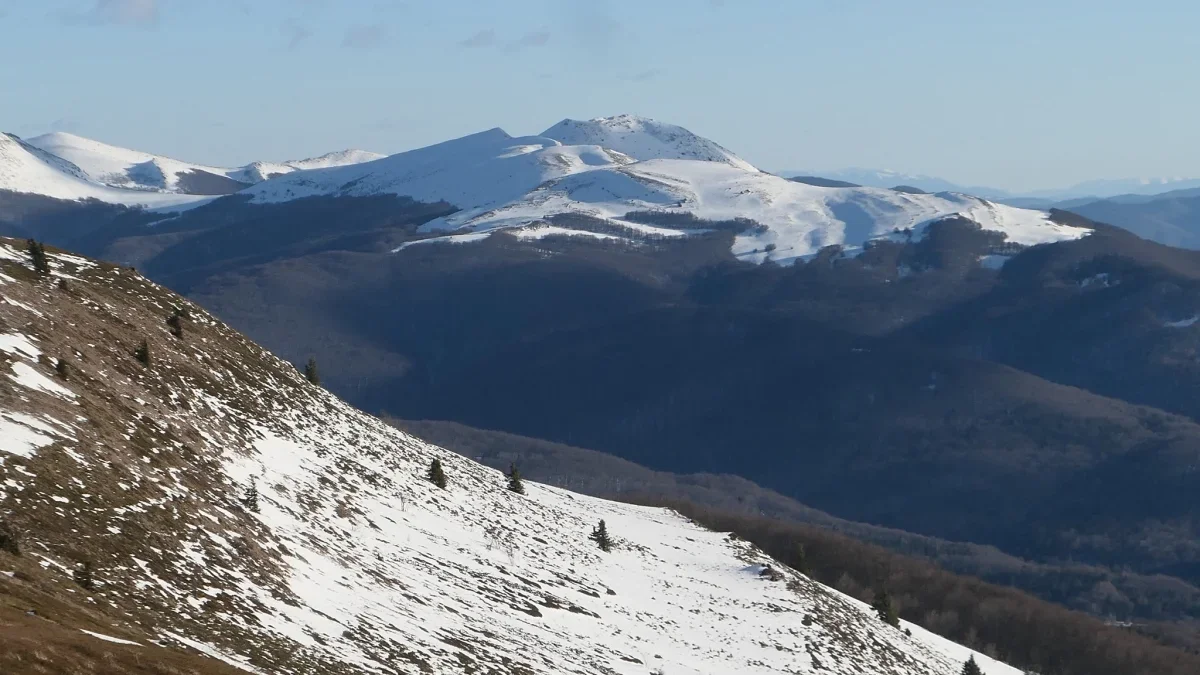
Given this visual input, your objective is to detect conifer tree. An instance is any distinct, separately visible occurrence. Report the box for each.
[304,357,320,385]
[428,458,447,489]
[241,478,260,513]
[26,239,50,276]
[961,655,983,675]
[74,560,95,591]
[167,308,184,338]
[872,589,900,627]
[0,519,19,555]
[55,358,70,381]
[506,462,525,495]
[134,339,151,366]
[590,519,613,552]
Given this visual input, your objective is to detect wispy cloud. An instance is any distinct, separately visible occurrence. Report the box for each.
[61,0,160,26]
[462,29,551,52]
[459,29,496,48]
[621,68,664,82]
[342,23,387,49]
[516,30,551,48]
[281,19,312,49]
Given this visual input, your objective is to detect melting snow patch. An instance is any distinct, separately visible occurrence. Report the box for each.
[510,224,624,241]
[0,332,41,359]
[80,629,142,646]
[1080,273,1116,288]
[0,412,58,457]
[9,362,76,399]
[978,254,1011,270]
[391,232,493,252]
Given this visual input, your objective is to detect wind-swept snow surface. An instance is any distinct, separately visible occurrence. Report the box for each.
[0,133,208,208]
[17,131,382,199]
[0,237,1018,674]
[246,115,1089,261]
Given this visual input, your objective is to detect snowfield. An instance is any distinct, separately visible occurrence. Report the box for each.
[246,115,1090,262]
[0,132,209,208]
[0,238,1019,674]
[4,131,381,203]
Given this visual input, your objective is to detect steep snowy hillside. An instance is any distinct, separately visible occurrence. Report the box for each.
[541,115,758,171]
[25,132,383,196]
[0,133,208,208]
[0,237,1016,675]
[246,116,1089,262]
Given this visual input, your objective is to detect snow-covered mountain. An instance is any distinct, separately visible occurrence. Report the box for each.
[0,237,1018,674]
[783,168,1013,199]
[24,132,383,196]
[0,132,208,208]
[542,114,758,171]
[246,115,1090,263]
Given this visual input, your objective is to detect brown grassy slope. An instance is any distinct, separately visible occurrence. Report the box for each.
[0,236,311,672]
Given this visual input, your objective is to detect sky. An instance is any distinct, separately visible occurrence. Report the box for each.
[2,0,1199,192]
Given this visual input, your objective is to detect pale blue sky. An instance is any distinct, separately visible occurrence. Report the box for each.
[2,0,1197,191]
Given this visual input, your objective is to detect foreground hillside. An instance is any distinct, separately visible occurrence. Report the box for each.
[0,237,1015,674]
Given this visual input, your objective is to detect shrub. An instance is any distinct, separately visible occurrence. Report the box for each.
[74,560,95,591]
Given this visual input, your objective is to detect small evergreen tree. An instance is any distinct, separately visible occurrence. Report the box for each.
[506,462,525,495]
[240,478,260,513]
[304,357,320,385]
[961,656,983,675]
[167,308,184,338]
[590,519,613,552]
[55,358,70,381]
[0,519,19,555]
[26,239,50,276]
[428,458,447,489]
[872,589,900,627]
[73,560,95,591]
[134,339,151,366]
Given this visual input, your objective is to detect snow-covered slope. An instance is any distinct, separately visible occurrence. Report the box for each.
[541,114,758,171]
[246,116,1090,262]
[233,149,387,184]
[0,133,209,208]
[0,237,1018,675]
[24,131,383,196]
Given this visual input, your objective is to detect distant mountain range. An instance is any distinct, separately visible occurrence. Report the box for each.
[10,113,1200,662]
[2,117,1089,264]
[785,166,1200,205]
[0,131,382,207]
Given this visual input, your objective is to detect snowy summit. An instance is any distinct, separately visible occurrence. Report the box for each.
[246,114,1091,263]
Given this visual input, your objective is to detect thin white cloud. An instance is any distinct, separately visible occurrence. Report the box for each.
[459,29,496,48]
[281,19,312,49]
[62,0,159,26]
[342,23,387,49]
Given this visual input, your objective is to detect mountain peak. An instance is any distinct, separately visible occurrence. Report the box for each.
[541,114,758,171]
